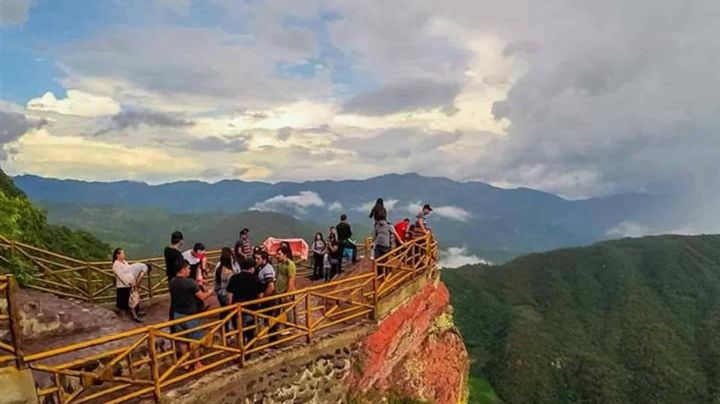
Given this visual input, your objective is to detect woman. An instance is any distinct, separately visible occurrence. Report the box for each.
[368,198,387,225]
[112,248,150,323]
[311,232,326,280]
[214,248,236,307]
[326,234,342,282]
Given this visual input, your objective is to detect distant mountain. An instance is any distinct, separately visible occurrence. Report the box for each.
[444,234,720,403]
[14,173,681,262]
[40,204,326,259]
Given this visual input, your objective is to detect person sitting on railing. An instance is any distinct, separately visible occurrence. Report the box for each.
[112,248,150,323]
[170,259,214,371]
[311,232,327,280]
[226,257,263,343]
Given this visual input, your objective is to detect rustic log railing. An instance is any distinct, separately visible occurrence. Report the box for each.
[0,275,23,368]
[0,233,435,403]
[0,235,317,303]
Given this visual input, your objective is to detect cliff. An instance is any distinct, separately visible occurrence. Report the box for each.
[349,277,469,403]
[163,273,469,404]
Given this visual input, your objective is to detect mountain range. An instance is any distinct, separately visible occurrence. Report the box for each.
[13,173,685,262]
[444,234,720,403]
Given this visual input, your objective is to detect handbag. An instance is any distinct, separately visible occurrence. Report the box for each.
[129,287,140,309]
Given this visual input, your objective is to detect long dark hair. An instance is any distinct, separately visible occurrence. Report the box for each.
[215,247,234,285]
[314,232,324,243]
[112,248,123,262]
[369,197,387,220]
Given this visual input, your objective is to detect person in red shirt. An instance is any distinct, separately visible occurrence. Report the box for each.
[394,218,411,243]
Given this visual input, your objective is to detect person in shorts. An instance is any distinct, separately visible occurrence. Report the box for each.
[169,260,214,371]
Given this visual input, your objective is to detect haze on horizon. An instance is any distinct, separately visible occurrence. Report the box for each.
[1,0,719,213]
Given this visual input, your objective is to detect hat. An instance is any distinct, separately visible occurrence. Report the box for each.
[422,204,433,212]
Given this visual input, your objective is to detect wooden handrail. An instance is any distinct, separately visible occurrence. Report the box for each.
[1,233,438,404]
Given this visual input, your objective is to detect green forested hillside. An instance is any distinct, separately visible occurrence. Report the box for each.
[444,235,720,404]
[40,203,330,258]
[0,167,109,263]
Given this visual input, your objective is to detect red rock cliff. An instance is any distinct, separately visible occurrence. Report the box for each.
[349,276,469,403]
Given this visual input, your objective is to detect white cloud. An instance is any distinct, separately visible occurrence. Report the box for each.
[27,90,121,117]
[328,201,343,212]
[605,221,655,238]
[251,191,325,214]
[439,246,490,268]
[0,0,33,27]
[432,205,472,221]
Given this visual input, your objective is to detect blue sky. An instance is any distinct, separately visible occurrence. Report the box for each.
[1,0,720,206]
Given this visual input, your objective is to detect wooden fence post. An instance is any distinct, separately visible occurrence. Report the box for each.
[148,330,162,402]
[305,293,312,343]
[7,276,25,368]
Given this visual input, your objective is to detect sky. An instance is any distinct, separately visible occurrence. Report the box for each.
[1,0,720,199]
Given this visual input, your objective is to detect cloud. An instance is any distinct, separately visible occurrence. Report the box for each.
[328,201,343,212]
[188,136,250,153]
[112,109,193,130]
[0,0,33,27]
[432,205,472,221]
[27,90,121,117]
[0,108,44,160]
[439,246,490,268]
[251,191,325,214]
[605,221,655,238]
[58,24,327,110]
[342,80,462,116]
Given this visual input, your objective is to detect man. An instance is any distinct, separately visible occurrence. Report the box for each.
[169,260,214,371]
[226,257,263,342]
[415,204,433,234]
[164,231,184,281]
[394,218,411,244]
[336,214,357,265]
[275,245,297,325]
[164,231,184,320]
[254,250,278,342]
[234,228,253,260]
[373,219,399,263]
[182,242,207,283]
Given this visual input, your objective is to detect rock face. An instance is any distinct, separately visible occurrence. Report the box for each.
[348,276,469,404]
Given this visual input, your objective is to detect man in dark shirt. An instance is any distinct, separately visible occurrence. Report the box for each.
[164,231,185,281]
[227,257,263,342]
[169,260,213,371]
[164,231,185,320]
[336,214,357,264]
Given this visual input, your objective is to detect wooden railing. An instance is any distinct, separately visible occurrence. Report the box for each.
[0,235,316,303]
[0,275,23,368]
[0,233,435,403]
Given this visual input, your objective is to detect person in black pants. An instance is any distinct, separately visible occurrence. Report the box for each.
[311,232,326,280]
[164,231,184,320]
[336,214,356,267]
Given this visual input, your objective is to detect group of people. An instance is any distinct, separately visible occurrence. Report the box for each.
[111,200,434,366]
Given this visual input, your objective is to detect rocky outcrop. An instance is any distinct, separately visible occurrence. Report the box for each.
[161,273,469,404]
[349,276,469,404]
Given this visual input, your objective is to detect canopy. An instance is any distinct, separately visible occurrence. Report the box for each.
[261,237,309,261]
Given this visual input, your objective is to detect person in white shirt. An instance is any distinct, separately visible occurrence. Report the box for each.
[112,248,150,323]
